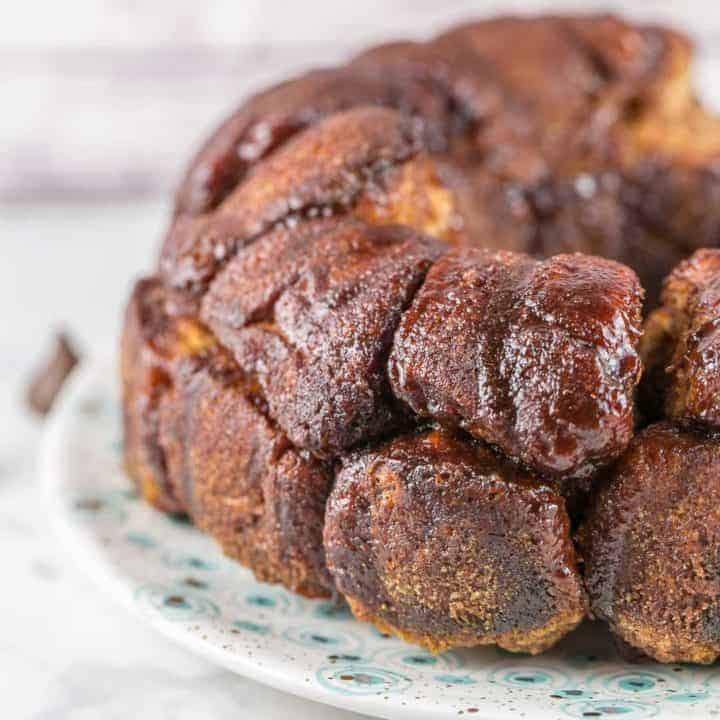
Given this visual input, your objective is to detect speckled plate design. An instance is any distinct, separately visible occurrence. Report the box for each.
[43,362,720,720]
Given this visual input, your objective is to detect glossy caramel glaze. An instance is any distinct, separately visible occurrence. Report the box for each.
[578,422,720,663]
[389,250,643,479]
[324,429,585,653]
[641,249,720,426]
[201,217,444,457]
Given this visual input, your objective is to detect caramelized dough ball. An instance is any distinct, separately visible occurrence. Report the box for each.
[642,249,720,426]
[120,277,213,512]
[324,429,585,653]
[355,32,546,254]
[175,33,510,218]
[436,16,720,302]
[157,351,333,598]
[351,38,505,148]
[578,422,720,664]
[436,16,619,168]
[174,68,402,216]
[160,106,460,296]
[174,56,491,217]
[389,249,643,480]
[201,217,444,457]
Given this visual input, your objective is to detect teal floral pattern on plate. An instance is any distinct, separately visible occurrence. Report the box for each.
[43,362,720,720]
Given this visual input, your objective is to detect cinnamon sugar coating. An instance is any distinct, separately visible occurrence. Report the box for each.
[578,422,720,664]
[325,430,585,653]
[389,250,643,479]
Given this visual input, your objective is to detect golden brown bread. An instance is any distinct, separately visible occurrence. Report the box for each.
[578,422,720,664]
[121,14,720,659]
[159,351,334,598]
[389,250,643,481]
[641,249,720,426]
[325,429,585,653]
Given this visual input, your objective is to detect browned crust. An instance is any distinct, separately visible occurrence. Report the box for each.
[122,279,333,597]
[578,422,720,664]
[158,351,333,598]
[641,249,720,426]
[120,277,213,512]
[324,430,585,652]
[345,598,583,656]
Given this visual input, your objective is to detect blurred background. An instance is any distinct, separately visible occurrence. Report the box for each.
[4,0,720,357]
[3,2,720,717]
[5,0,720,208]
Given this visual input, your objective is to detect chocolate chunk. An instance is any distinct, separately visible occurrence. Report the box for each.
[26,333,80,416]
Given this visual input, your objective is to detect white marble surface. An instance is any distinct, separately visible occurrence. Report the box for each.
[0,201,368,719]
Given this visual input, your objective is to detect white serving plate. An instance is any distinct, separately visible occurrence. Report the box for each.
[42,361,720,720]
